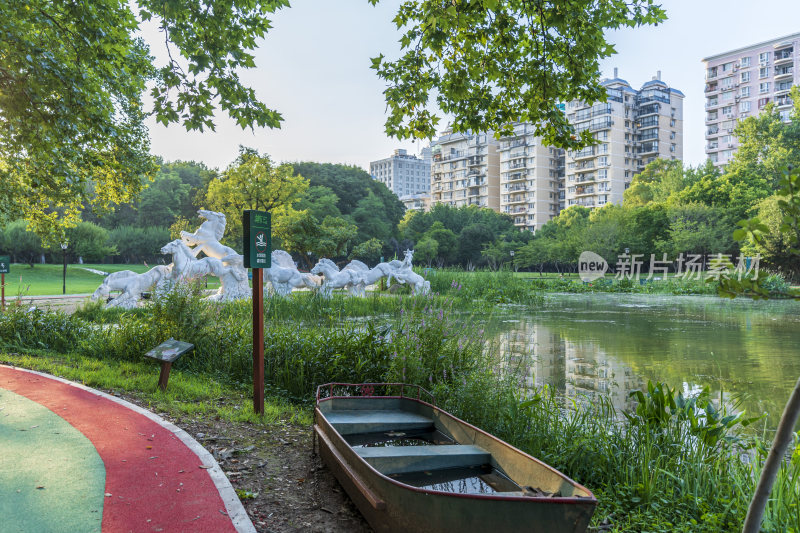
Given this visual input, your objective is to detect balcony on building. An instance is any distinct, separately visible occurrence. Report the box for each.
[705,82,719,94]
[574,186,596,197]
[636,103,661,118]
[774,66,794,80]
[503,172,526,182]
[705,99,719,109]
[505,184,527,193]
[574,173,596,184]
[572,146,596,160]
[776,95,793,108]
[507,195,527,205]
[467,187,482,197]
[774,48,794,65]
[575,161,595,171]
[706,142,719,151]
[705,126,719,138]
[638,141,659,155]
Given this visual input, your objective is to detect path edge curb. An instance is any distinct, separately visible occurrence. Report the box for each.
[0,364,257,533]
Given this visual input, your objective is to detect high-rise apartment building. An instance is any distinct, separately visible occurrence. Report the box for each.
[497,124,564,231]
[430,131,500,210]
[703,33,799,167]
[563,73,684,209]
[369,149,431,197]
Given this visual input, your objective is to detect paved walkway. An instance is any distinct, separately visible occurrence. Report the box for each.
[0,365,255,533]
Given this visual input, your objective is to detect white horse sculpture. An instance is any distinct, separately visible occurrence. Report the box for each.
[311,258,364,298]
[162,239,225,280]
[92,266,172,309]
[208,254,251,302]
[180,210,239,260]
[392,267,431,295]
[264,250,320,297]
[344,260,397,297]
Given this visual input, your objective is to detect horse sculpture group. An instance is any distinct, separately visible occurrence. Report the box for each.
[92,209,429,308]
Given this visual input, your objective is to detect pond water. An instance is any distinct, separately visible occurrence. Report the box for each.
[486,294,800,428]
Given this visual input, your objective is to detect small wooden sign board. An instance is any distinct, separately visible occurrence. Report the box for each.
[145,338,194,390]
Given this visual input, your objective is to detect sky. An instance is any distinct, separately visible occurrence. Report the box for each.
[143,0,800,172]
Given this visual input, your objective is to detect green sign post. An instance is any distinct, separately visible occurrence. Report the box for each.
[0,255,8,310]
[243,211,271,269]
[243,210,271,415]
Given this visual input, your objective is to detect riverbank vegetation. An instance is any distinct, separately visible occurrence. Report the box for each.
[3,287,799,532]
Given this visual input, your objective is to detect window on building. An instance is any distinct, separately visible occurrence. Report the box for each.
[741,56,751,67]
[759,66,770,78]
[759,82,770,94]
[740,86,750,98]
[722,105,733,115]
[721,91,734,102]
[758,97,770,109]
[739,101,751,113]
[741,72,750,83]
[670,131,676,140]
[759,52,770,65]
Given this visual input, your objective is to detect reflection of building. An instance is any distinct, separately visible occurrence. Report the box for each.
[430,130,500,210]
[370,149,431,197]
[497,124,564,232]
[703,33,800,167]
[493,320,642,411]
[563,341,642,412]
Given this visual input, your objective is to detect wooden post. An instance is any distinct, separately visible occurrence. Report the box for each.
[158,361,173,391]
[253,267,265,415]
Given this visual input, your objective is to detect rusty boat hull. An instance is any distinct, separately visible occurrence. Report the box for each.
[314,383,597,533]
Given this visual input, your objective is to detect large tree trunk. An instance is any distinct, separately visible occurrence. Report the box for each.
[743,376,800,532]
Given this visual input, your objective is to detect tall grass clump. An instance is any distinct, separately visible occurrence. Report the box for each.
[428,269,543,308]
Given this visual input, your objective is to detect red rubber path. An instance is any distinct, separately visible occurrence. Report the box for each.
[0,366,238,532]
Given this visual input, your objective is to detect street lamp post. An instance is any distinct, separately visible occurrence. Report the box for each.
[60,242,68,295]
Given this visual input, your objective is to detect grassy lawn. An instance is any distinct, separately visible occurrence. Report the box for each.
[3,263,220,296]
[0,349,310,426]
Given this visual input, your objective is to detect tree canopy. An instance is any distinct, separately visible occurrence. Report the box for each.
[2,0,667,239]
[0,0,288,239]
[370,0,666,146]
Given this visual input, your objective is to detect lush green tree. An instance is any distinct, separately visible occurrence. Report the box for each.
[371,0,665,145]
[413,236,439,267]
[664,204,735,259]
[64,222,116,263]
[456,223,495,266]
[514,238,553,275]
[206,148,308,246]
[352,192,393,244]
[623,159,688,207]
[295,186,342,221]
[349,238,384,264]
[425,222,458,265]
[1,0,287,238]
[137,173,193,228]
[108,225,171,264]
[290,162,405,235]
[280,213,358,265]
[1,221,44,266]
[740,195,800,279]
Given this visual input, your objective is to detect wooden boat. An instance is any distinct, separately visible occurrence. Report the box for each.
[314,383,597,533]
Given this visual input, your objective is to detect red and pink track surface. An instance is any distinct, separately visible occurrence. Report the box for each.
[0,365,255,532]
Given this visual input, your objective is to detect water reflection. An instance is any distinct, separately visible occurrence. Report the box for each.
[487,294,800,428]
[496,320,644,412]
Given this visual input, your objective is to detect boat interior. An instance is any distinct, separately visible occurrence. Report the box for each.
[319,396,587,498]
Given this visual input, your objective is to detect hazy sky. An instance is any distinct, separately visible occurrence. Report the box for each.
[143,0,800,172]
